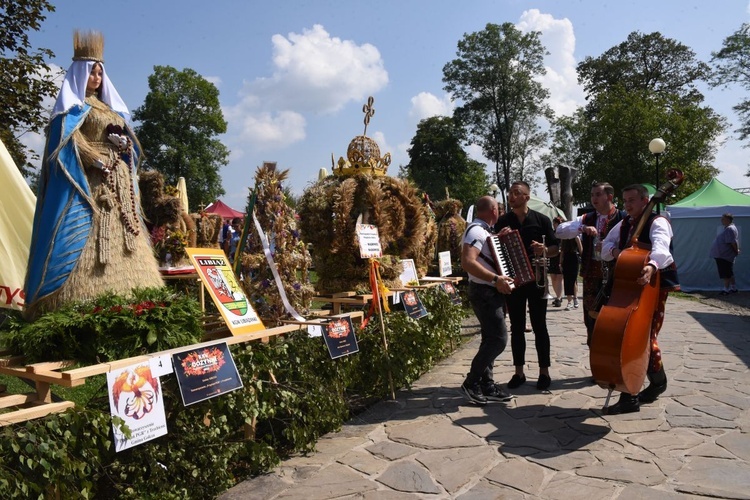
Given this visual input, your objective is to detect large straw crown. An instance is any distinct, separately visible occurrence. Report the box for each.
[73,30,104,63]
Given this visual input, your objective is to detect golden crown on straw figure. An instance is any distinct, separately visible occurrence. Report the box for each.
[332,96,391,177]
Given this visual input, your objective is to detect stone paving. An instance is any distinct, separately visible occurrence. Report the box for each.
[221,296,750,499]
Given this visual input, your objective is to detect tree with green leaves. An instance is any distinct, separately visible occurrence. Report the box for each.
[0,0,60,177]
[710,22,750,175]
[133,66,228,209]
[400,115,488,209]
[570,31,725,201]
[442,23,552,205]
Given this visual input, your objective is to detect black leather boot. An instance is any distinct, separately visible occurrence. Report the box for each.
[639,366,667,403]
[605,392,640,415]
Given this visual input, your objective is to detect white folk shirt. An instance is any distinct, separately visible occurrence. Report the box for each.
[600,215,674,270]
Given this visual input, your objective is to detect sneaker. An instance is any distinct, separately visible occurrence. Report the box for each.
[482,383,514,402]
[573,299,579,309]
[507,374,526,389]
[730,288,738,293]
[461,382,488,405]
[565,302,572,311]
[552,298,562,307]
[720,290,730,296]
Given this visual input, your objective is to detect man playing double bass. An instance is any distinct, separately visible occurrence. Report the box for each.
[599,184,679,415]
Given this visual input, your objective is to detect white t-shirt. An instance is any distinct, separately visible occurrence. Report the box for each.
[462,219,496,285]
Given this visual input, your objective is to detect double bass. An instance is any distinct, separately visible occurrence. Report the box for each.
[590,169,684,399]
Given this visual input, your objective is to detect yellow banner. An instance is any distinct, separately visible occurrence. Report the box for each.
[186,248,265,335]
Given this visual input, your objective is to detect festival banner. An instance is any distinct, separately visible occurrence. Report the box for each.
[321,316,359,359]
[438,251,453,277]
[400,290,428,320]
[107,362,168,452]
[440,281,462,305]
[172,342,243,406]
[186,248,265,335]
[356,224,383,258]
[399,259,419,286]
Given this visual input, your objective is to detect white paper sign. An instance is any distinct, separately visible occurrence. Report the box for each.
[356,224,383,258]
[399,259,419,286]
[149,354,173,377]
[307,324,323,337]
[439,251,453,277]
[107,362,168,452]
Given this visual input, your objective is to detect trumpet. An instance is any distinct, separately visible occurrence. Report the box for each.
[533,236,553,300]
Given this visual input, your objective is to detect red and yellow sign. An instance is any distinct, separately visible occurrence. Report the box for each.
[186,248,264,335]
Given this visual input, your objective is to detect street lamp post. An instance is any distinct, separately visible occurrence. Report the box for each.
[649,138,666,214]
[489,183,499,199]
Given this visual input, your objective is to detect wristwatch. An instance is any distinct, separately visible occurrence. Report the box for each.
[491,275,499,285]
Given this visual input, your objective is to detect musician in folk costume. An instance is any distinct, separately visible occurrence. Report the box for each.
[555,182,626,346]
[599,184,679,415]
[24,31,163,320]
[459,196,515,405]
[494,181,559,391]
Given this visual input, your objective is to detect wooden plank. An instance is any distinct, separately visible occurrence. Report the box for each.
[62,323,304,381]
[25,360,76,373]
[0,366,82,387]
[0,401,75,427]
[0,393,37,408]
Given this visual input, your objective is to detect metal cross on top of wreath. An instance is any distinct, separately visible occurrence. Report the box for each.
[362,96,375,136]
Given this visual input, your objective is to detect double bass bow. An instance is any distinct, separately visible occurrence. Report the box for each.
[590,169,684,399]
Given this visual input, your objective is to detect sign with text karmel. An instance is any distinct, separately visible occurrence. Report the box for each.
[356,224,382,259]
[186,247,264,335]
[107,362,168,452]
[172,342,243,406]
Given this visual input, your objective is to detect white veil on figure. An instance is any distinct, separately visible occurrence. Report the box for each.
[51,60,131,120]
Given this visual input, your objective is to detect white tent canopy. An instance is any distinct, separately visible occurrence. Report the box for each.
[0,139,36,310]
[667,179,750,292]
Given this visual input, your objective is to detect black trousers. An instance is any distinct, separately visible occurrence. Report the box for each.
[506,282,551,368]
[465,281,508,387]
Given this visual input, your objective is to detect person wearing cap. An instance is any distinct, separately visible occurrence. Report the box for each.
[709,213,740,295]
[24,30,163,319]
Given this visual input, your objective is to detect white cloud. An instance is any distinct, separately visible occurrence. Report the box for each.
[233,110,306,150]
[224,24,388,152]
[408,92,454,121]
[204,75,222,87]
[517,9,585,117]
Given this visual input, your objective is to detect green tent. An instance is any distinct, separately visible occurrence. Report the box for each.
[667,178,750,292]
[670,177,750,207]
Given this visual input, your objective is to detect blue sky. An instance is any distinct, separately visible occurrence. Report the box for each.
[25,0,750,209]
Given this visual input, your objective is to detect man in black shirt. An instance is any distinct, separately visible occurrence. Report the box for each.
[494,181,559,391]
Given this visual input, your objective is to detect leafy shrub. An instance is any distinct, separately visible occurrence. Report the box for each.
[0,287,465,498]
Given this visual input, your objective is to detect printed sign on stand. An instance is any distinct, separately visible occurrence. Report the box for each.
[107,362,168,452]
[356,224,382,258]
[440,281,462,305]
[399,259,419,286]
[186,248,265,335]
[438,251,453,277]
[321,316,360,359]
[400,290,428,320]
[172,342,243,406]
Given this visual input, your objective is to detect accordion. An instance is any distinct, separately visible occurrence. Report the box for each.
[486,230,535,289]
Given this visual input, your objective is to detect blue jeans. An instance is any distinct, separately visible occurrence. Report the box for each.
[465,281,509,387]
